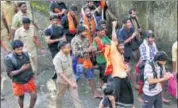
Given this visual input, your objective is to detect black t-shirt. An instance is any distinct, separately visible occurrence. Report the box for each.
[45,25,64,52]
[49,2,67,12]
[5,52,34,84]
[61,15,78,36]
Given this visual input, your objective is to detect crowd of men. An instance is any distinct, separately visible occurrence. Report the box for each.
[1,1,177,108]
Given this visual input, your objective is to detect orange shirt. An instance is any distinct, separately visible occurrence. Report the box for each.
[110,41,127,78]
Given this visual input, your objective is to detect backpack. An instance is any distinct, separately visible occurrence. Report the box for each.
[5,52,29,68]
[145,61,163,91]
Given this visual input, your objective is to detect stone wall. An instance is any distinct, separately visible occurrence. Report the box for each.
[110,1,177,58]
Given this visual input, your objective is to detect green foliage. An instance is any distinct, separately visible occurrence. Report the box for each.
[30,1,49,16]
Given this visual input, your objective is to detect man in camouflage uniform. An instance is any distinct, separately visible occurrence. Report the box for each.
[71,25,102,98]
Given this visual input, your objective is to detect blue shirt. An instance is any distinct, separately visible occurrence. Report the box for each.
[117,27,134,57]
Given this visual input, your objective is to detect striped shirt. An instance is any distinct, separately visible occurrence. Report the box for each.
[139,40,158,63]
[143,62,166,96]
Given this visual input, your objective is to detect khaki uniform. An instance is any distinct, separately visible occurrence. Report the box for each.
[53,51,83,108]
[1,15,11,93]
[11,10,33,30]
[1,1,16,28]
[14,25,38,74]
[1,15,12,51]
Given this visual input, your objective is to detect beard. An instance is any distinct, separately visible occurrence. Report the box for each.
[86,14,92,18]
[117,47,124,54]
[80,34,86,38]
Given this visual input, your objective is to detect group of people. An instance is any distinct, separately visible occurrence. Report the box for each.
[0,1,177,108]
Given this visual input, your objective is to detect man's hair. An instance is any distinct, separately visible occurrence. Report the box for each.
[96,25,105,32]
[57,41,68,49]
[122,16,130,24]
[98,20,106,25]
[11,40,24,50]
[83,6,90,12]
[154,51,167,61]
[70,4,78,11]
[18,2,26,8]
[118,40,124,45]
[22,17,31,24]
[145,30,155,38]
[49,15,58,21]
[129,8,136,14]
[77,25,87,34]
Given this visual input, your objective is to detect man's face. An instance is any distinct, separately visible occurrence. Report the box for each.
[85,8,91,17]
[14,47,23,55]
[88,1,94,8]
[125,20,132,29]
[147,37,155,45]
[158,60,166,65]
[117,43,125,54]
[51,18,58,25]
[20,4,27,13]
[62,43,71,54]
[80,31,87,38]
[71,11,77,16]
[98,30,106,37]
[23,23,30,30]
[131,10,137,18]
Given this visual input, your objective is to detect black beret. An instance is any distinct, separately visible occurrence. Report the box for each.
[77,25,87,34]
[22,17,31,24]
[57,41,68,49]
[49,15,58,20]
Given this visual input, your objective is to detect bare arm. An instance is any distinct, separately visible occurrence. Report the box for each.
[147,77,165,85]
[147,72,172,84]
[109,96,116,108]
[123,32,136,44]
[45,36,61,44]
[98,100,104,108]
[111,21,118,43]
[10,29,16,40]
[50,9,66,16]
[9,63,31,77]
[0,40,11,53]
[33,36,42,48]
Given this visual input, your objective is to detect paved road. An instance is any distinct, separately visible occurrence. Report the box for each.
[1,11,177,108]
